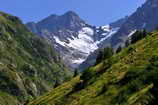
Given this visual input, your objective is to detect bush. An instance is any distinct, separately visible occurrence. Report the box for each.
[73,80,85,92]
[21,64,36,77]
[96,84,107,96]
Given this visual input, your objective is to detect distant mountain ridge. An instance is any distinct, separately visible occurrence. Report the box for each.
[111,0,158,47]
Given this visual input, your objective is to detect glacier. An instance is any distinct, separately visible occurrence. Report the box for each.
[53,26,119,66]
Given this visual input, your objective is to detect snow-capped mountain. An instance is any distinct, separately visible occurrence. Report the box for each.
[26,0,158,70]
[53,25,119,68]
[27,11,119,69]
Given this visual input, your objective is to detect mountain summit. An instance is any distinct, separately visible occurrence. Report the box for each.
[27,11,120,69]
[37,11,86,33]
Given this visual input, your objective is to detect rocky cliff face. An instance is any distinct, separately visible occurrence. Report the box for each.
[111,0,158,46]
[27,11,119,69]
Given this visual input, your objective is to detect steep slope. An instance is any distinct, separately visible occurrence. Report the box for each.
[0,12,72,105]
[111,0,158,47]
[79,17,127,71]
[29,30,158,105]
[27,11,119,69]
[110,16,128,28]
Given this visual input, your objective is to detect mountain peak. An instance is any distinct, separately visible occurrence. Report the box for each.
[62,11,82,23]
[64,11,79,17]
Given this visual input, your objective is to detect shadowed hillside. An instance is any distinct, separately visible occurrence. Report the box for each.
[0,12,72,105]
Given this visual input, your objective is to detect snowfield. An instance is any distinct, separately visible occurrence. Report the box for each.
[54,26,119,66]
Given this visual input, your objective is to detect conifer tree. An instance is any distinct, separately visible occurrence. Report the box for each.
[95,50,104,65]
[73,69,79,77]
[131,30,147,44]
[125,39,130,47]
[95,47,113,65]
[116,46,122,53]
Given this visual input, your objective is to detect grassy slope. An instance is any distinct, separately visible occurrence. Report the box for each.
[0,12,72,105]
[29,30,158,105]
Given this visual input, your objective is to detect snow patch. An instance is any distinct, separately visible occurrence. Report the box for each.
[72,58,85,65]
[54,36,66,47]
[81,27,94,36]
[101,25,111,32]
[96,27,119,44]
[128,30,137,37]
[102,33,108,36]
[54,27,97,55]
[67,27,98,54]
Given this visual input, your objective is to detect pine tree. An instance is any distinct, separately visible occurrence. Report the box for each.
[73,69,79,77]
[103,47,114,60]
[95,47,113,65]
[95,50,104,65]
[125,39,130,47]
[116,46,122,53]
[54,80,60,88]
[142,29,147,36]
[131,30,148,44]
[131,31,140,44]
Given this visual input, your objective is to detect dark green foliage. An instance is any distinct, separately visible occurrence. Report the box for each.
[125,39,130,47]
[114,55,158,104]
[116,46,122,53]
[80,68,94,84]
[127,46,135,53]
[0,12,72,105]
[21,64,37,77]
[131,30,148,44]
[24,100,30,105]
[73,80,85,92]
[95,47,114,65]
[0,71,24,97]
[95,50,104,65]
[96,84,107,96]
[103,47,114,59]
[54,80,61,88]
[73,69,79,77]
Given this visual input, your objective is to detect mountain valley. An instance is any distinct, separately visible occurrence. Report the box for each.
[1,0,158,105]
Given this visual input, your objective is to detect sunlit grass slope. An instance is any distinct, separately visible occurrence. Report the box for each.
[29,30,158,105]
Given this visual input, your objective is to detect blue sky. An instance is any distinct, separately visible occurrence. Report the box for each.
[0,0,146,26]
